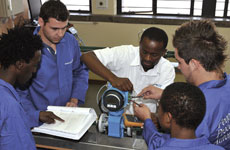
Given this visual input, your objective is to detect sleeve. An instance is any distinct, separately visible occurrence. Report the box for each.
[94,45,131,71]
[16,88,41,128]
[70,39,89,104]
[143,119,170,150]
[195,91,214,139]
[0,102,6,131]
[157,59,175,89]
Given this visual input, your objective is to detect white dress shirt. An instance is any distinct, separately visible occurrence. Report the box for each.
[94,45,175,113]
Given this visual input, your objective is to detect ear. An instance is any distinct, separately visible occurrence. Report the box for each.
[162,49,167,57]
[166,112,173,122]
[189,59,200,71]
[164,112,173,128]
[38,17,44,26]
[15,60,24,71]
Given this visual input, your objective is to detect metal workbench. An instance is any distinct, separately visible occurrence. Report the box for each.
[34,125,148,150]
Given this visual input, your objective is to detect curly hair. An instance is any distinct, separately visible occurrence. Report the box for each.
[140,27,168,49]
[0,26,43,69]
[160,82,206,129]
[173,20,227,72]
[39,0,69,23]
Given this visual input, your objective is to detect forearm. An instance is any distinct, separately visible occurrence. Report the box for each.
[27,110,41,128]
[143,119,169,149]
[80,52,117,82]
[71,65,89,103]
[16,88,41,127]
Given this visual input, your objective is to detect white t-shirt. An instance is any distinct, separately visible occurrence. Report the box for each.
[94,45,175,113]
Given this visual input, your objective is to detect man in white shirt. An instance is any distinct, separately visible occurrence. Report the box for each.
[81,27,175,113]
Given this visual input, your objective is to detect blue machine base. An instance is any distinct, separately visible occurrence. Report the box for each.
[108,114,124,138]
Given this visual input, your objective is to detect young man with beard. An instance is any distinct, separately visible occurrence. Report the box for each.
[81,27,175,113]
[17,0,88,127]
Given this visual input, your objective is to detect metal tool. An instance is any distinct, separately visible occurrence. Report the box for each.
[129,100,141,107]
[129,95,143,99]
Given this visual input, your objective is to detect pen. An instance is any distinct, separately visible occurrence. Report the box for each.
[129,100,141,107]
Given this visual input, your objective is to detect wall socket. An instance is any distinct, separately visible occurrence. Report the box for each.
[96,0,108,9]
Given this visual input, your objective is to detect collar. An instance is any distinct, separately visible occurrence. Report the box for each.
[130,47,141,67]
[42,43,56,55]
[130,48,163,76]
[163,136,210,148]
[0,79,20,102]
[199,72,228,89]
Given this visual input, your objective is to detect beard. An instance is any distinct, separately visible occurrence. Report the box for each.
[141,60,156,72]
[43,29,63,45]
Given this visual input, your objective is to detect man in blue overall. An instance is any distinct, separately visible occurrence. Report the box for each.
[136,20,230,149]
[17,0,88,127]
[134,82,224,150]
[0,27,45,149]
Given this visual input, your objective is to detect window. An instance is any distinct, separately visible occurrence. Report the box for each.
[157,0,200,16]
[119,0,152,14]
[118,0,230,18]
[216,0,230,17]
[41,0,91,13]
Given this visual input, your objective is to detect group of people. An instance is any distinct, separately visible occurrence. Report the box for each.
[0,0,229,149]
[134,20,230,150]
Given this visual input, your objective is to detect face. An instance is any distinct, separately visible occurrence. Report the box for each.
[17,51,41,85]
[39,18,68,45]
[174,49,193,83]
[157,104,170,132]
[140,37,165,72]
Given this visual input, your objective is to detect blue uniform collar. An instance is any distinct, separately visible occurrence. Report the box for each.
[163,136,210,148]
[199,72,228,89]
[0,79,21,102]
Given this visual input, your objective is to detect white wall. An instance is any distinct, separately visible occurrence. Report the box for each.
[72,21,230,75]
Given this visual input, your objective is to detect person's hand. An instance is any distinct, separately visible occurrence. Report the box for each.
[133,103,151,121]
[66,98,78,107]
[138,85,163,99]
[110,77,133,92]
[39,111,64,124]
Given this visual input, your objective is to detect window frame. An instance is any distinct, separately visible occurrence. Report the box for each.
[117,0,230,18]
[41,0,92,13]
[67,0,92,14]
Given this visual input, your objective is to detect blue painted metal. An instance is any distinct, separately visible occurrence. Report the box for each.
[101,85,129,138]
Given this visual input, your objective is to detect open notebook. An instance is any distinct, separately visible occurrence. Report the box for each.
[32,106,97,140]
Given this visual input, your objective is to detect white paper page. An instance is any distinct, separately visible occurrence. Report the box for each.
[47,106,91,114]
[32,106,97,140]
[39,111,89,134]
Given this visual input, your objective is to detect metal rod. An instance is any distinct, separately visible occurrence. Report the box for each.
[129,100,141,107]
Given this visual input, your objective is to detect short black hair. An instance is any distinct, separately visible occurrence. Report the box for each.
[160,82,206,130]
[0,26,43,69]
[173,20,227,72]
[140,27,168,49]
[39,0,69,23]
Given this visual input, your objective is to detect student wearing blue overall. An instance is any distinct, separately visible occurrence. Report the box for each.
[0,27,44,149]
[137,20,230,149]
[134,82,224,150]
[17,0,88,127]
